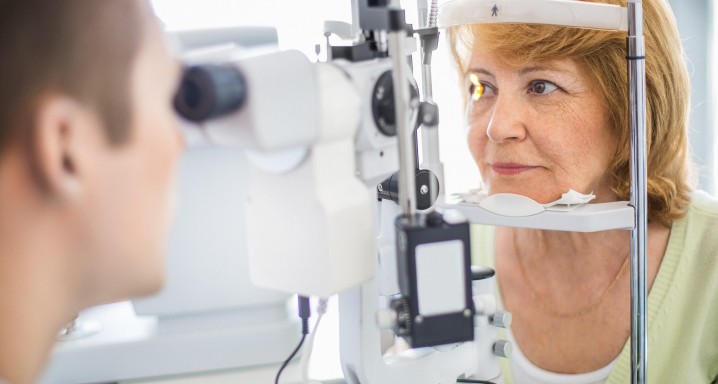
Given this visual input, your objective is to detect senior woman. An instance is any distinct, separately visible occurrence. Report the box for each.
[448,0,718,382]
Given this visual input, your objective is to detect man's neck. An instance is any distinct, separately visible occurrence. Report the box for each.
[0,227,78,384]
[0,155,77,384]
[0,227,77,384]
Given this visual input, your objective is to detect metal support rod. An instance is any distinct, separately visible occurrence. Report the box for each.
[417,0,429,29]
[351,0,361,41]
[420,64,434,102]
[627,1,647,383]
[419,0,444,192]
[389,30,417,217]
[419,63,443,181]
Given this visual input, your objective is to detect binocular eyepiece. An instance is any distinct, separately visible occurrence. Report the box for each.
[174,64,247,122]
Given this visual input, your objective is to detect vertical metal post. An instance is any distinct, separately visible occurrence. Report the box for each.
[351,0,361,40]
[389,29,417,217]
[419,63,443,186]
[627,0,647,383]
[418,0,444,194]
[417,0,429,30]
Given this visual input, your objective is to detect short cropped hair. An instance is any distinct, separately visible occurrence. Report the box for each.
[448,0,692,226]
[0,0,144,150]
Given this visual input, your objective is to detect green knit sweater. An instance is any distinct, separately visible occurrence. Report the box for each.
[471,191,718,383]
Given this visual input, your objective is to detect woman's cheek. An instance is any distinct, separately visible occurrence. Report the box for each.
[466,125,485,164]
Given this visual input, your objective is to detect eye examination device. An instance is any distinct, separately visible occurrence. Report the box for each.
[41,1,650,383]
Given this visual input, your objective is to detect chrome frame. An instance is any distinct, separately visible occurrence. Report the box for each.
[627,1,647,382]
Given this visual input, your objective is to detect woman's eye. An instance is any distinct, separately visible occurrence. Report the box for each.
[467,72,495,101]
[468,73,484,101]
[469,82,484,100]
[528,80,558,95]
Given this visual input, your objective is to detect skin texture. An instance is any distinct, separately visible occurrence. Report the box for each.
[465,49,670,373]
[0,2,183,383]
[465,50,616,205]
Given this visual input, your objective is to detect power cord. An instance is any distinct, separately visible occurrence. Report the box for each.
[275,295,311,384]
[300,297,329,383]
[456,379,496,383]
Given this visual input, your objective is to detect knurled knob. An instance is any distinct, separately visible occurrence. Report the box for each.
[490,311,512,328]
[493,340,513,358]
[473,294,497,316]
[375,309,398,330]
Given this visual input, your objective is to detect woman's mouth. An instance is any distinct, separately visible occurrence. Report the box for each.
[490,163,540,175]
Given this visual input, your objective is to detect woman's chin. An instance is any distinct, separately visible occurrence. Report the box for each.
[486,185,562,205]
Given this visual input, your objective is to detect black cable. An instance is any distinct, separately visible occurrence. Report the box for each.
[456,379,496,384]
[275,296,311,384]
[298,295,311,334]
[274,333,306,384]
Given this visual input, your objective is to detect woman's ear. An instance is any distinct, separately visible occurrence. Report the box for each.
[28,95,95,200]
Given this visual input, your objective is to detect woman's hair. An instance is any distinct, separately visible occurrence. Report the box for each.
[448,0,692,226]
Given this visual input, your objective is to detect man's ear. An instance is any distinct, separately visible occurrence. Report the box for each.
[28,95,95,200]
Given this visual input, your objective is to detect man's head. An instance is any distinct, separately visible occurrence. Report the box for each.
[0,0,184,307]
[0,0,141,148]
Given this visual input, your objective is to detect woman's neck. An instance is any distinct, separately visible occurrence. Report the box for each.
[518,228,631,265]
[503,227,632,299]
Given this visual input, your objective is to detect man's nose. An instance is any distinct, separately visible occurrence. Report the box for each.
[174,119,188,153]
[485,93,528,144]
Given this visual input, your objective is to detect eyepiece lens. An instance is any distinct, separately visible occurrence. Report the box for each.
[174,64,246,122]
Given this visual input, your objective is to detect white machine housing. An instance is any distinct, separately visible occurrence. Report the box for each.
[192,50,377,297]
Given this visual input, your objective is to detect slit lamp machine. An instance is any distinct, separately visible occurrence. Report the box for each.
[41,0,650,383]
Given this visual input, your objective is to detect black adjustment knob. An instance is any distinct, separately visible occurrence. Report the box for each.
[471,265,496,281]
[415,169,440,210]
[377,169,440,210]
[419,101,439,127]
[425,211,444,227]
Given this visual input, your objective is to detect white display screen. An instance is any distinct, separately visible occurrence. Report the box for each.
[415,240,465,316]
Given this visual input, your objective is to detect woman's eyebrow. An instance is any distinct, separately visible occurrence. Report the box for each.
[467,68,494,78]
[518,65,566,76]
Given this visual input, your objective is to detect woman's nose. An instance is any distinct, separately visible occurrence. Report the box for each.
[485,94,527,143]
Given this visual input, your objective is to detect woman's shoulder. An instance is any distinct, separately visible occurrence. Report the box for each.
[667,190,718,261]
[660,189,718,313]
[647,190,718,382]
[686,189,718,218]
[676,190,718,247]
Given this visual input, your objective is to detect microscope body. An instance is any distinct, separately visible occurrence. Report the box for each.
[173,8,511,379]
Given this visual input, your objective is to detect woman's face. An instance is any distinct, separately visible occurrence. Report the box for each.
[465,48,617,204]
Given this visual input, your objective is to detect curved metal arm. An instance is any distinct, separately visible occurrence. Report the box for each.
[438,0,628,31]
